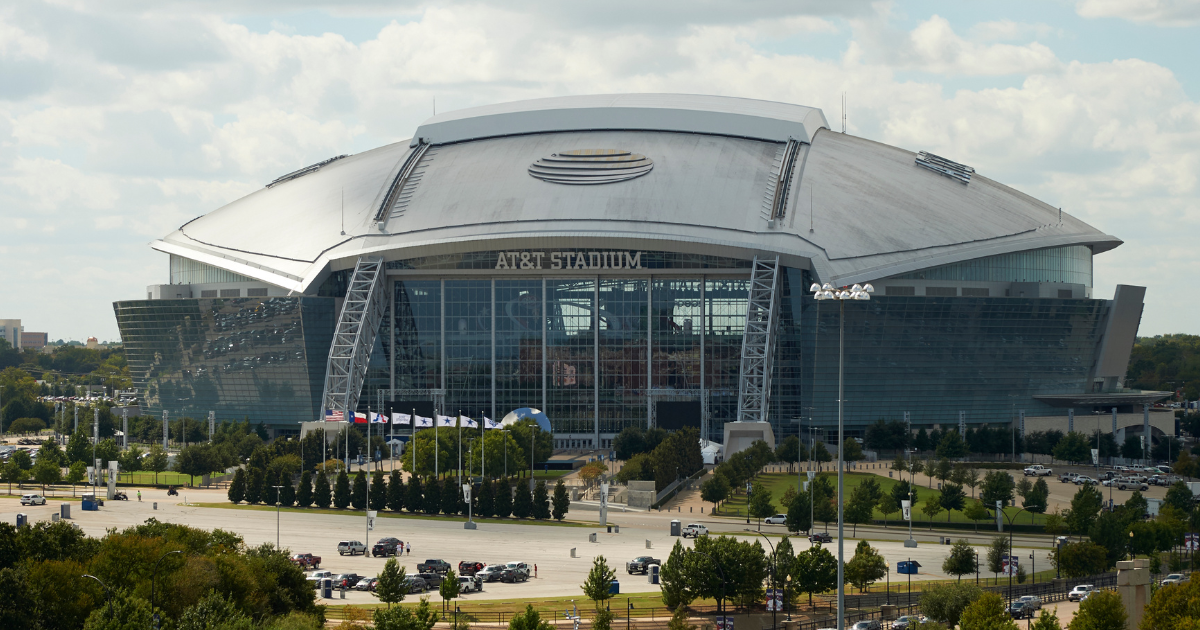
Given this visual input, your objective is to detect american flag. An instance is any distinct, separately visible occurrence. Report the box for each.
[325,410,344,422]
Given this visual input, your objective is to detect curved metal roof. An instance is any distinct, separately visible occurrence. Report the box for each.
[152,94,1121,293]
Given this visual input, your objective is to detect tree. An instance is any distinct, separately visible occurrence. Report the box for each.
[1055,542,1108,578]
[659,539,692,609]
[921,582,983,628]
[844,540,887,592]
[82,589,154,630]
[374,598,439,630]
[1066,590,1125,630]
[890,479,918,509]
[405,475,423,513]
[1030,609,1063,630]
[228,468,246,504]
[246,467,264,504]
[582,555,615,609]
[333,470,351,509]
[1053,432,1091,465]
[979,471,1015,507]
[1043,509,1066,536]
[940,482,967,522]
[144,443,168,485]
[841,438,864,462]
[313,473,332,509]
[811,475,837,530]
[370,471,388,511]
[552,479,570,521]
[508,605,554,630]
[892,454,908,475]
[66,461,86,493]
[494,478,512,517]
[1171,450,1198,479]
[296,470,313,508]
[987,536,1009,581]
[878,493,899,527]
[373,558,407,608]
[32,458,62,491]
[1024,478,1049,521]
[351,471,367,509]
[279,479,296,507]
[936,431,969,460]
[792,544,838,605]
[65,430,90,466]
[439,477,459,515]
[1164,481,1194,513]
[921,495,943,528]
[512,479,533,518]
[1141,576,1200,630]
[117,445,143,473]
[959,592,1019,630]
[963,468,981,497]
[439,568,461,613]
[666,607,697,630]
[812,442,832,467]
[787,489,812,533]
[1066,485,1104,537]
[845,483,876,536]
[1121,435,1142,460]
[701,475,730,511]
[914,428,931,452]
[533,480,551,519]
[943,540,978,582]
[175,443,218,481]
[964,500,991,532]
[775,436,801,470]
[748,482,775,526]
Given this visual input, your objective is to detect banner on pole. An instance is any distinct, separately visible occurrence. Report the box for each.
[901,500,912,521]
[1091,449,1099,465]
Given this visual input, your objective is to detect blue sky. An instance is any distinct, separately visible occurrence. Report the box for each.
[1,0,1198,341]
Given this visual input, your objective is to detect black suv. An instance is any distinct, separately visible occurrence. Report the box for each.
[373,538,401,557]
[809,532,832,543]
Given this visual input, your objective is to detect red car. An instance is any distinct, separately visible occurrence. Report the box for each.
[458,561,485,576]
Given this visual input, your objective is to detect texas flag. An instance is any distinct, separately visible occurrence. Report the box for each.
[414,414,433,428]
[483,417,501,430]
[392,413,411,425]
[460,415,478,429]
[354,412,368,424]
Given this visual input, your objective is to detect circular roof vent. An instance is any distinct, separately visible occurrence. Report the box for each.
[528,149,653,185]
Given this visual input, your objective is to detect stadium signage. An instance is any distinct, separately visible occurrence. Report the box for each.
[494,251,644,270]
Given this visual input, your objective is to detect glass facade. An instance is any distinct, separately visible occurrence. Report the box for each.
[892,245,1093,286]
[169,255,255,285]
[113,297,336,424]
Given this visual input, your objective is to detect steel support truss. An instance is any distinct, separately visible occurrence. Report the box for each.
[735,255,781,424]
[321,256,387,418]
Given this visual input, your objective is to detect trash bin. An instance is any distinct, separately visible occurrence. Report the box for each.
[607,526,612,533]
[609,579,620,595]
[670,520,681,536]
[648,565,660,585]
[82,499,97,511]
[60,503,70,519]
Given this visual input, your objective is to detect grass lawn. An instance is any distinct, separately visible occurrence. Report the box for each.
[714,472,1046,528]
[117,471,206,486]
[190,502,593,527]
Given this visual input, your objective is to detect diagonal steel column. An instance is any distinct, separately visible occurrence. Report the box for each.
[736,256,781,424]
[321,256,387,418]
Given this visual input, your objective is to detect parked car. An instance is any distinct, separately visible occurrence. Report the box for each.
[1059,472,1079,483]
[372,538,402,557]
[403,576,428,593]
[354,577,378,591]
[290,553,321,569]
[1161,574,1189,586]
[20,494,47,506]
[890,616,927,630]
[763,514,788,525]
[1098,471,1116,481]
[337,541,367,556]
[332,573,362,589]
[417,559,452,574]
[500,567,528,583]
[458,575,481,593]
[626,556,662,575]
[1074,476,1097,486]
[476,565,505,582]
[809,532,833,544]
[1017,596,1041,610]
[306,570,332,588]
[415,572,444,588]
[850,620,881,630]
[1156,465,1173,475]
[1118,479,1149,491]
[1008,602,1034,619]
[1068,585,1094,601]
[504,561,532,578]
[459,561,486,576]
[1024,465,1053,477]
[682,523,708,538]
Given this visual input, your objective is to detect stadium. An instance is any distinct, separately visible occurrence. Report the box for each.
[113,94,1163,449]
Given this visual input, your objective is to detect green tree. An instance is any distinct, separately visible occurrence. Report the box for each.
[792,544,838,605]
[440,477,460,515]
[878,493,899,528]
[117,445,143,473]
[333,470,351,509]
[176,591,250,630]
[659,539,692,609]
[313,472,332,508]
[1164,481,1194,513]
[228,468,246,504]
[775,435,801,471]
[940,482,967,522]
[507,605,554,630]
[1029,609,1063,630]
[36,438,65,467]
[351,471,367,509]
[423,475,441,513]
[845,482,876,536]
[81,589,154,630]
[921,495,943,528]
[296,470,313,508]
[979,471,1015,507]
[964,499,991,532]
[582,555,616,609]
[245,467,264,504]
[533,480,551,519]
[812,441,832,466]
[1053,431,1091,465]
[936,431,969,459]
[841,438,864,462]
[1066,484,1104,537]
[405,475,423,513]
[787,489,812,533]
[144,443,168,485]
[493,478,511,517]
[1024,478,1049,521]
[32,458,62,491]
[67,461,86,491]
[1066,590,1125,630]
[920,582,983,628]
[666,607,697,630]
[386,470,404,512]
[369,471,388,510]
[439,568,461,612]
[374,557,407,608]
[1055,542,1108,578]
[943,539,978,581]
[552,479,570,521]
[987,536,1010,581]
[748,482,775,526]
[844,540,887,592]
[65,430,90,465]
[892,454,909,474]
[959,592,1019,630]
[374,598,439,630]
[811,475,837,530]
[512,479,533,518]
[701,474,730,511]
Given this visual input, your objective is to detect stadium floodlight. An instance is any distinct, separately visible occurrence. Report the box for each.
[809,280,875,630]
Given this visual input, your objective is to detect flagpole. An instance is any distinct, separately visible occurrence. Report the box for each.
[458,410,462,487]
[481,410,486,481]
[435,407,439,479]
[412,408,416,479]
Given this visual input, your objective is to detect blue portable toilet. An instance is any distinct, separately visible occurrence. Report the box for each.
[897,561,921,575]
[609,579,620,595]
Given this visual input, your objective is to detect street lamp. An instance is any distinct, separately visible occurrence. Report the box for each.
[151,549,184,629]
[999,506,1028,605]
[272,485,284,550]
[82,574,113,619]
[811,280,874,630]
[746,529,784,627]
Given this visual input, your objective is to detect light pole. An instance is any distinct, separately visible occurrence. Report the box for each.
[1000,506,1028,605]
[272,485,284,549]
[746,529,782,626]
[811,280,874,630]
[151,549,183,629]
[83,574,113,619]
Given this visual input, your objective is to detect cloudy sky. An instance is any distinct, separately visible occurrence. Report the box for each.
[2,0,1198,342]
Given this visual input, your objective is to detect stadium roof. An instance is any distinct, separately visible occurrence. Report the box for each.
[152,93,1121,293]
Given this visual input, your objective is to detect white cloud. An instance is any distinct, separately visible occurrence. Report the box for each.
[903,16,1061,76]
[3,157,120,211]
[0,17,49,59]
[1076,0,1200,26]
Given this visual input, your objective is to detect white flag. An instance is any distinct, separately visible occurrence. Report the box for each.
[460,415,479,428]
[392,413,411,425]
[483,417,501,429]
[414,414,433,428]
[437,414,456,427]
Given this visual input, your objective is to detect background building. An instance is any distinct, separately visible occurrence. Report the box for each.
[114,94,1161,444]
[20,332,48,350]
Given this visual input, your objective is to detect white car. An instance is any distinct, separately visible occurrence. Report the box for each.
[1023,465,1053,476]
[1160,574,1189,586]
[1068,585,1093,601]
[682,523,709,538]
[763,514,788,525]
[1073,476,1097,485]
[1117,479,1149,491]
[458,575,481,593]
[20,493,46,506]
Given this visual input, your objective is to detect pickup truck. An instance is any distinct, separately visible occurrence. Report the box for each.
[681,524,708,538]
[626,556,662,575]
[417,559,452,574]
[290,553,321,569]
[1023,465,1052,477]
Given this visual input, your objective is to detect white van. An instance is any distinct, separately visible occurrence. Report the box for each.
[20,493,47,506]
